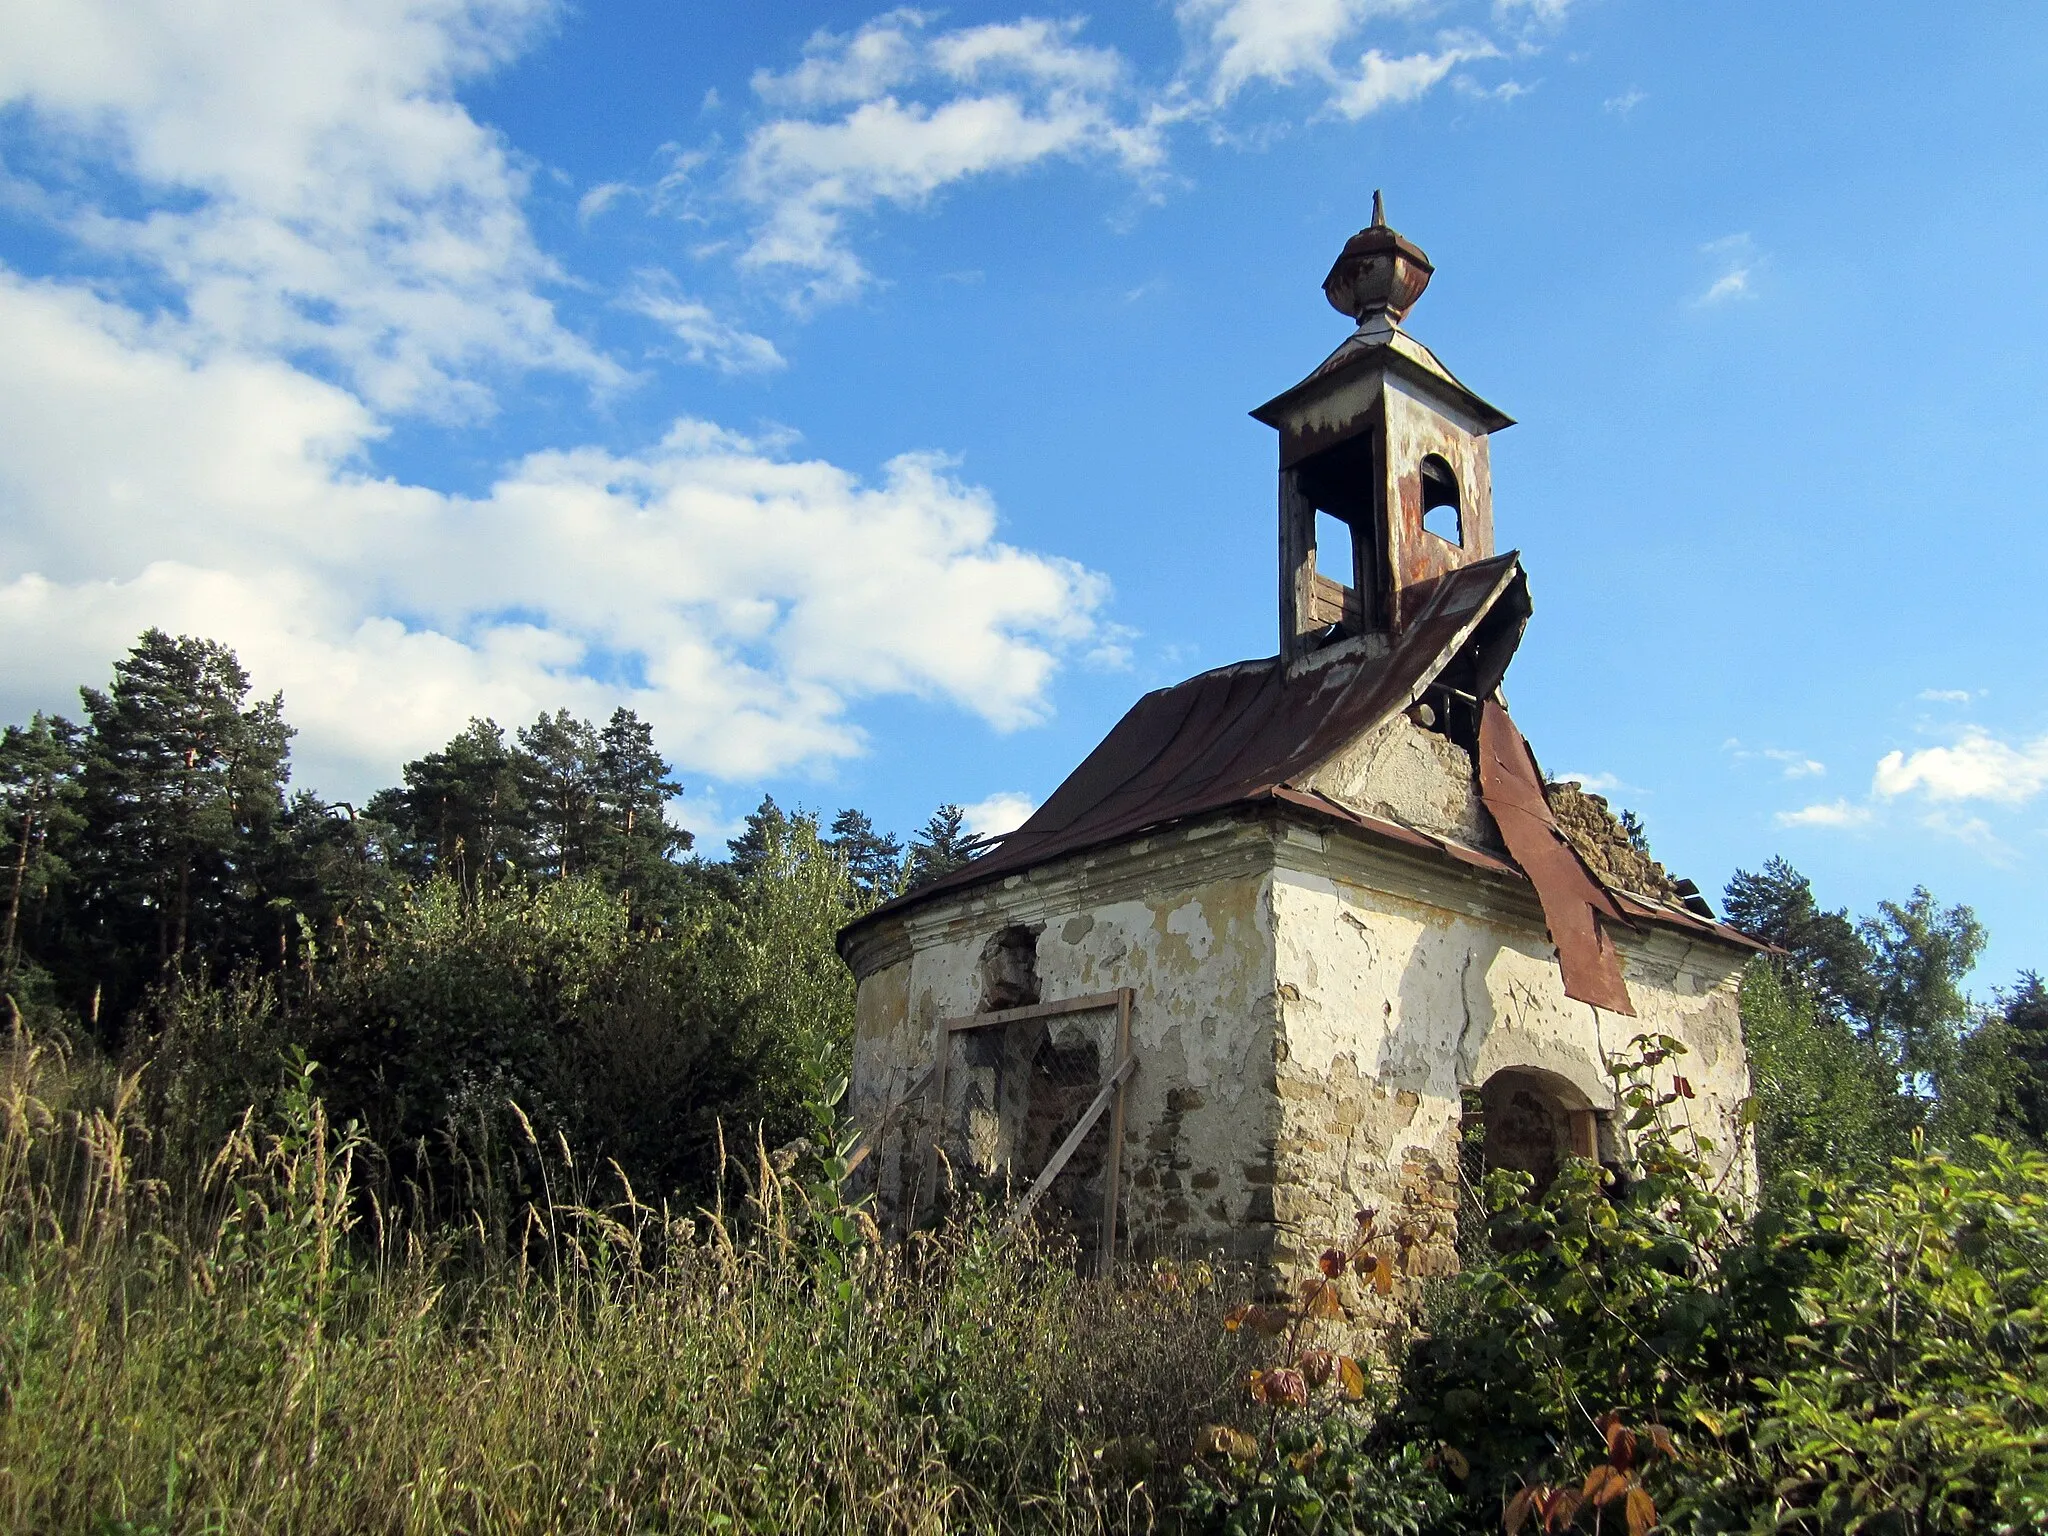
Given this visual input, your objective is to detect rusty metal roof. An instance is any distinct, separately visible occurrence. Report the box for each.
[840,550,1762,961]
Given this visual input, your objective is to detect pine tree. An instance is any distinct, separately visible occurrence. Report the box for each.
[2005,972,2048,1145]
[591,708,690,899]
[518,710,604,880]
[827,808,902,905]
[370,719,529,892]
[1723,858,1877,1029]
[75,630,294,994]
[727,796,791,883]
[0,713,86,971]
[904,803,973,890]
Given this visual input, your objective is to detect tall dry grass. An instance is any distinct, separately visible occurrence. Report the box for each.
[0,1024,1247,1534]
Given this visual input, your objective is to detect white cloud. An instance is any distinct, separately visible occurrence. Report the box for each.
[1603,87,1646,116]
[961,791,1038,838]
[1179,0,1386,100]
[0,0,623,416]
[751,11,928,109]
[1776,800,1873,829]
[1873,729,2048,807]
[1722,740,1822,778]
[1919,809,2005,858]
[0,271,1107,796]
[736,13,1160,307]
[1918,688,1976,703]
[622,271,785,374]
[1330,41,1495,119]
[578,181,631,223]
[1175,0,1497,122]
[1494,0,1571,22]
[1696,233,1760,307]
[1763,748,1825,779]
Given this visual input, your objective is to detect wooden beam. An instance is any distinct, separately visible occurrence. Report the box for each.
[920,1014,949,1221]
[1002,1053,1137,1238]
[940,989,1125,1034]
[1095,988,1133,1277]
[843,1060,935,1178]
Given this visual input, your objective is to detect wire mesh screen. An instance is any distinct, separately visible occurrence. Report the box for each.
[936,1001,1124,1264]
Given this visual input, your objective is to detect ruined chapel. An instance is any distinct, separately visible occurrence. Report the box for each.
[838,202,1763,1322]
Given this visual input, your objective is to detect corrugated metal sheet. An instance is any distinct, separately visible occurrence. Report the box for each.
[1476,698,1636,1014]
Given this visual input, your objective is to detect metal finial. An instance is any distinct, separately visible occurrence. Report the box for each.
[1371,189,1385,228]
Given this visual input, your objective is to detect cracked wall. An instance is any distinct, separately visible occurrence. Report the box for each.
[846,809,1752,1327]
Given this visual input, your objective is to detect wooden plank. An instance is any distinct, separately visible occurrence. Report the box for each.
[843,1060,935,1178]
[921,1015,949,1220]
[1002,1053,1136,1238]
[940,989,1125,1034]
[1094,989,1134,1277]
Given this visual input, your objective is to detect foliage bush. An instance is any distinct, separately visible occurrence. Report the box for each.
[1394,1037,2048,1536]
[137,813,856,1212]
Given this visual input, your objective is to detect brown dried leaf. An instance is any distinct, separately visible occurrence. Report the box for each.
[1222,1303,1250,1333]
[1263,1367,1309,1408]
[1355,1206,1379,1233]
[1196,1424,1260,1462]
[1539,1488,1584,1532]
[1337,1354,1367,1401]
[1302,1280,1346,1320]
[1439,1443,1471,1480]
[1371,1259,1395,1296]
[1289,1442,1324,1472]
[1608,1425,1638,1472]
[1318,1247,1348,1279]
[1354,1250,1378,1277]
[1249,1304,1291,1338]
[1582,1466,1628,1506]
[1646,1424,1676,1461]
[1298,1347,1335,1388]
[1504,1485,1539,1536]
[1624,1484,1657,1536]
[1673,1075,1696,1099]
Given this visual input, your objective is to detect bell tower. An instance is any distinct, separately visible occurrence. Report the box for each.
[1252,195,1514,668]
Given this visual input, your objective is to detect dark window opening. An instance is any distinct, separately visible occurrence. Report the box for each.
[1465,1066,1600,1196]
[1314,511,1354,585]
[1295,432,1382,631]
[977,925,1041,1012]
[1420,454,1462,546]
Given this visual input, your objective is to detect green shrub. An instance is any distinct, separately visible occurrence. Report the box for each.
[1393,1035,2048,1535]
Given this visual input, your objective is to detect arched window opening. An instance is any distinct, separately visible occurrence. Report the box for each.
[1465,1066,1601,1195]
[1420,454,1463,546]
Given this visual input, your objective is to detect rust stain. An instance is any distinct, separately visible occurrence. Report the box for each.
[1476,699,1635,1016]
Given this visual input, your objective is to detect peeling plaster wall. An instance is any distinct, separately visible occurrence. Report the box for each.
[846,819,1289,1264]
[1267,818,1752,1328]
[1300,711,1502,852]
[846,808,1753,1330]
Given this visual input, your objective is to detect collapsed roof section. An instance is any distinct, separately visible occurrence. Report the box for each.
[841,556,1762,987]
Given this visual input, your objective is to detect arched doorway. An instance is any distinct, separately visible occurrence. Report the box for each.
[1468,1066,1602,1193]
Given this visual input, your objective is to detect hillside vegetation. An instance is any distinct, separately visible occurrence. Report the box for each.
[2,630,2045,1533]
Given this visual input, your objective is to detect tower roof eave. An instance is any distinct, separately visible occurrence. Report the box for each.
[1250,325,1515,437]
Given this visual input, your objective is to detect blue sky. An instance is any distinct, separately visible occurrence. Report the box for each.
[0,0,2042,989]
